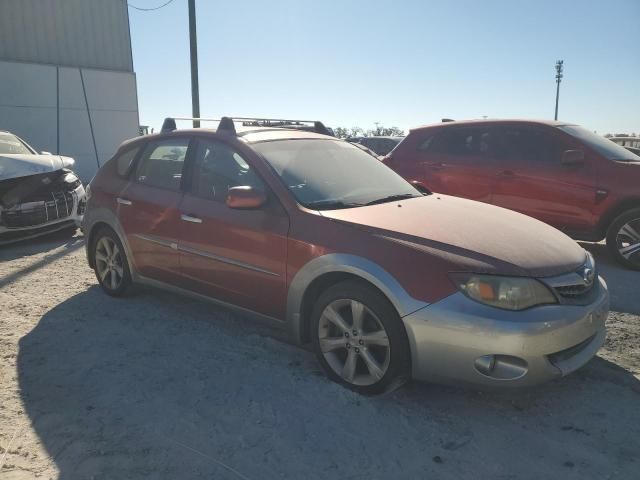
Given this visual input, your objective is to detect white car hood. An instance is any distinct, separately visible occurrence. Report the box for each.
[0,154,75,181]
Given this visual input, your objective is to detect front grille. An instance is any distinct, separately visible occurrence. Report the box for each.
[541,254,597,304]
[2,191,75,228]
[555,282,592,298]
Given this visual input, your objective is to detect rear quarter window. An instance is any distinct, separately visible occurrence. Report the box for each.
[115,146,141,177]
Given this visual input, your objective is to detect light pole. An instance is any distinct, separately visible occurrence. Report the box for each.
[554,60,563,121]
[188,0,200,128]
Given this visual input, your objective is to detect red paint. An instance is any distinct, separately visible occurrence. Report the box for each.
[386,119,640,241]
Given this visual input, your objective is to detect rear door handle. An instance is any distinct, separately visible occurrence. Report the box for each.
[499,170,516,178]
[181,214,202,224]
[117,197,132,206]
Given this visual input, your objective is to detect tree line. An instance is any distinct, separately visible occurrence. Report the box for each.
[333,123,404,139]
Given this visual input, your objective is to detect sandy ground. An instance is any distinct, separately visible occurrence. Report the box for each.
[0,231,639,480]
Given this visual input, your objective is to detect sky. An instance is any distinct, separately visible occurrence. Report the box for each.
[128,0,640,135]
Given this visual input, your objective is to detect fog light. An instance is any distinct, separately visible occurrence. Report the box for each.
[474,355,528,380]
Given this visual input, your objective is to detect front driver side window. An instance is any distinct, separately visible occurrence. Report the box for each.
[191,140,264,202]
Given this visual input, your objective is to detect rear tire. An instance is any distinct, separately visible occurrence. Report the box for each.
[606,207,640,270]
[91,227,132,296]
[310,280,411,395]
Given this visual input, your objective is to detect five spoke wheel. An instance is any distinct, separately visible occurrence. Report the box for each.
[93,229,131,295]
[318,298,391,386]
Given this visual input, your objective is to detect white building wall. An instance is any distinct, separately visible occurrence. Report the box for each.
[0,59,139,181]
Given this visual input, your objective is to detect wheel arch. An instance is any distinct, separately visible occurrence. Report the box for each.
[83,208,135,275]
[286,254,428,344]
[597,198,640,239]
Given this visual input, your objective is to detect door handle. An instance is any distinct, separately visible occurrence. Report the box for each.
[117,197,132,206]
[499,170,516,178]
[181,214,203,224]
[428,162,444,171]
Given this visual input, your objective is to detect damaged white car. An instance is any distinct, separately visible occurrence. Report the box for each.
[0,130,86,245]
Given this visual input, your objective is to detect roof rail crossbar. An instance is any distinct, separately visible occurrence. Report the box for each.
[160,116,332,136]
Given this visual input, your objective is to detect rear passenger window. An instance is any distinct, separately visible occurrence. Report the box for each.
[499,127,559,163]
[135,138,189,191]
[417,135,436,152]
[441,128,492,156]
[115,146,140,177]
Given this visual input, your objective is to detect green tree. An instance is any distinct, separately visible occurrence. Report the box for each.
[333,124,404,138]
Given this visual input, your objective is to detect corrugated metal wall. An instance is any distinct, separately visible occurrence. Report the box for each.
[0,0,133,72]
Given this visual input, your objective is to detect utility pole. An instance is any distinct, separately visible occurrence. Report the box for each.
[554,60,564,121]
[188,0,200,128]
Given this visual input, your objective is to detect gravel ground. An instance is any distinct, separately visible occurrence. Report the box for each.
[1,231,639,480]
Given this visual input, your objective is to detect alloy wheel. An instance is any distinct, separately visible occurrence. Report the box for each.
[318,299,391,386]
[95,236,125,290]
[616,218,640,267]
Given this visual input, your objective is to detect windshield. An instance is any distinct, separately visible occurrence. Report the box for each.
[254,139,421,209]
[558,125,640,162]
[0,132,33,155]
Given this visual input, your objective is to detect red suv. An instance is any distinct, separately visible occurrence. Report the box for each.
[384,120,640,269]
[83,117,608,394]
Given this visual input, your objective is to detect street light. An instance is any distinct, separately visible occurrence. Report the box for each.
[554,60,564,121]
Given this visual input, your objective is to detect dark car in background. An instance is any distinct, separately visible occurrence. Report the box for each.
[384,119,640,269]
[347,136,403,157]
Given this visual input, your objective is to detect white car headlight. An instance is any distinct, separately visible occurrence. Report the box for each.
[450,273,557,311]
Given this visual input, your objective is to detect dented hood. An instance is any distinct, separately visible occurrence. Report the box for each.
[320,194,587,277]
[0,154,75,181]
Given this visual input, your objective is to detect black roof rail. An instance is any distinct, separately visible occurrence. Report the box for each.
[160,116,333,136]
[441,118,455,123]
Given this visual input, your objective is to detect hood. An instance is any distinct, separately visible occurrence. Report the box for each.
[0,154,75,181]
[320,194,586,277]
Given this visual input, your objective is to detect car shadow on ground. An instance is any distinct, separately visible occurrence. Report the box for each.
[0,230,84,289]
[580,242,640,315]
[17,286,640,479]
[0,228,82,261]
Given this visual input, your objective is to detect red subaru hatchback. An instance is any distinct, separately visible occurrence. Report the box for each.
[384,119,640,269]
[83,117,609,394]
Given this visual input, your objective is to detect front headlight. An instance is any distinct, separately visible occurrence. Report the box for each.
[450,273,557,311]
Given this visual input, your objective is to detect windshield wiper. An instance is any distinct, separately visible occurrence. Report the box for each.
[365,193,420,206]
[305,200,363,210]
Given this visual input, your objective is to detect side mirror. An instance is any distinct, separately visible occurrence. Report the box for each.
[226,186,267,209]
[410,180,431,195]
[561,149,585,166]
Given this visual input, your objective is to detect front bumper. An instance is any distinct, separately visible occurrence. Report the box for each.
[403,276,609,387]
[0,184,85,245]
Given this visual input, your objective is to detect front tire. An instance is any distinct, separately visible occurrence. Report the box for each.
[606,207,640,270]
[311,280,411,394]
[92,227,132,296]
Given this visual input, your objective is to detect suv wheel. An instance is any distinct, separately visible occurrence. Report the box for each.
[311,280,411,394]
[606,207,640,270]
[92,227,132,296]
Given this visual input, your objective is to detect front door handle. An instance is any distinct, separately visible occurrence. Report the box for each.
[117,197,132,206]
[181,214,203,224]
